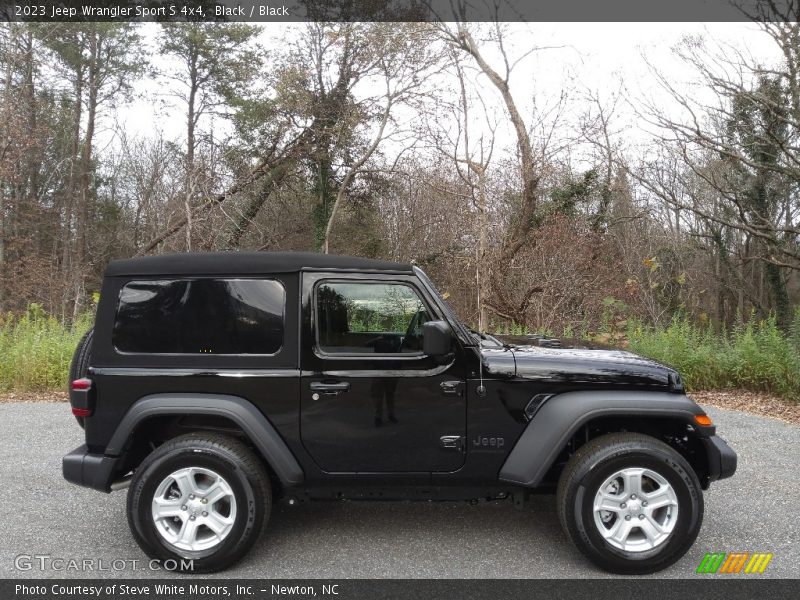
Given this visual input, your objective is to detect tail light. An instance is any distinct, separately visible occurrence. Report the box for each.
[71,378,92,391]
[70,378,93,421]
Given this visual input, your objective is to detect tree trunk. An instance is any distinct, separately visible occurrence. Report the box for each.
[225,163,290,249]
[312,159,336,250]
[185,51,198,250]
[452,26,541,321]
[322,95,393,253]
[74,30,99,319]
[477,168,488,331]
[187,54,197,172]
[0,28,14,311]
[765,259,791,329]
[62,45,84,318]
[455,27,538,262]
[22,30,37,207]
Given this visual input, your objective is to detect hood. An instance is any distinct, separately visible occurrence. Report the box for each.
[481,336,680,390]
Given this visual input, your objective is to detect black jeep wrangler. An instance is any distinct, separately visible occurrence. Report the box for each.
[63,252,736,574]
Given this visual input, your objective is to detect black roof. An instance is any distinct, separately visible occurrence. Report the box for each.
[105,251,413,277]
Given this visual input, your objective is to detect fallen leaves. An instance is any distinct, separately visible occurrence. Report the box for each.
[0,391,66,403]
[690,390,800,425]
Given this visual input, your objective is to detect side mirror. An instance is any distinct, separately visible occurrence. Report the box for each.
[422,320,452,356]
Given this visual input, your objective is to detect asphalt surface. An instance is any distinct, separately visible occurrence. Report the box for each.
[0,402,797,579]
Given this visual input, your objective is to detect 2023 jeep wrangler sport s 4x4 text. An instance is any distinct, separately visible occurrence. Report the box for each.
[62,251,736,574]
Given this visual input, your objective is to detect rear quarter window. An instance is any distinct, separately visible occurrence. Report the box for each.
[113,279,285,355]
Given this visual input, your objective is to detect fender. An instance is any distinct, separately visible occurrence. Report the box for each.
[106,393,304,486]
[498,390,707,487]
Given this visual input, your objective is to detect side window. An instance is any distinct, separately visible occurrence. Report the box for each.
[113,279,285,355]
[316,281,431,355]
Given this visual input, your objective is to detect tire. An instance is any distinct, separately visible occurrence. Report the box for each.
[69,327,93,381]
[68,328,93,428]
[556,432,703,575]
[127,433,271,573]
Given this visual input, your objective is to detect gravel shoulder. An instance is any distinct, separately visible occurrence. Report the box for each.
[0,402,797,579]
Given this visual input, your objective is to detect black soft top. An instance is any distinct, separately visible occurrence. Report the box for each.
[105,251,413,277]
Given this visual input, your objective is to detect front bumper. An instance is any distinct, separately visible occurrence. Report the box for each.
[62,445,120,493]
[702,435,737,484]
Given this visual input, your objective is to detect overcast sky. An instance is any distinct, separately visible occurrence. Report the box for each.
[109,22,783,167]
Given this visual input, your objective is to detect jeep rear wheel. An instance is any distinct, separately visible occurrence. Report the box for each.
[127,433,270,573]
[556,432,703,574]
[68,328,93,428]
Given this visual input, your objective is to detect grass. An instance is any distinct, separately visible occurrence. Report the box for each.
[0,305,92,392]
[628,312,800,402]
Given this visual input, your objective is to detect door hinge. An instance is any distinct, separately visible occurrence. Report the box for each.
[440,435,465,452]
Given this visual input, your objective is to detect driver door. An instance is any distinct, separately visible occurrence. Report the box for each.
[300,273,467,473]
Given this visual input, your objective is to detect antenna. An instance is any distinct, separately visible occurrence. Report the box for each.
[476,247,486,397]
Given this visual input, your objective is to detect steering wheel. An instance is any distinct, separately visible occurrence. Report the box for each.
[401,309,430,351]
[365,334,402,353]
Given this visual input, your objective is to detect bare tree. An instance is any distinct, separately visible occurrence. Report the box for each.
[436,20,568,323]
[160,23,261,250]
[322,23,439,252]
[427,49,497,329]
[636,27,800,327]
[45,23,145,315]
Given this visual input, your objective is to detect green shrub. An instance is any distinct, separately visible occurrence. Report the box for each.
[0,305,92,392]
[790,305,800,352]
[494,321,530,336]
[628,315,800,401]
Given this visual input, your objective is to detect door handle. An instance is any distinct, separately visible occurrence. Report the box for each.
[310,381,351,395]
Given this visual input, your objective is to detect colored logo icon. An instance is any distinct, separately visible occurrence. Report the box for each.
[696,552,773,574]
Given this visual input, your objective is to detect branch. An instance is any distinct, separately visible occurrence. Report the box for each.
[135,130,309,255]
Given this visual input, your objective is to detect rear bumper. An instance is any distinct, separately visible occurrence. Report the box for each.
[703,435,737,484]
[62,445,120,493]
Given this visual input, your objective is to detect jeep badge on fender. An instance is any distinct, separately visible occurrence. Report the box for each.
[62,251,736,574]
[472,435,505,448]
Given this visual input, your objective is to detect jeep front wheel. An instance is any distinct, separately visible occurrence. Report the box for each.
[556,432,703,574]
[127,433,271,573]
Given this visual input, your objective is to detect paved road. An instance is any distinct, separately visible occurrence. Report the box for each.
[0,402,797,579]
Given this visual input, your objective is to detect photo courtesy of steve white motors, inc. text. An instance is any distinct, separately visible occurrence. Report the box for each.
[14,583,339,597]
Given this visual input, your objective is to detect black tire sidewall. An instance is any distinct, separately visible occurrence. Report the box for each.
[69,328,93,428]
[69,328,93,381]
[568,445,702,574]
[128,445,263,572]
